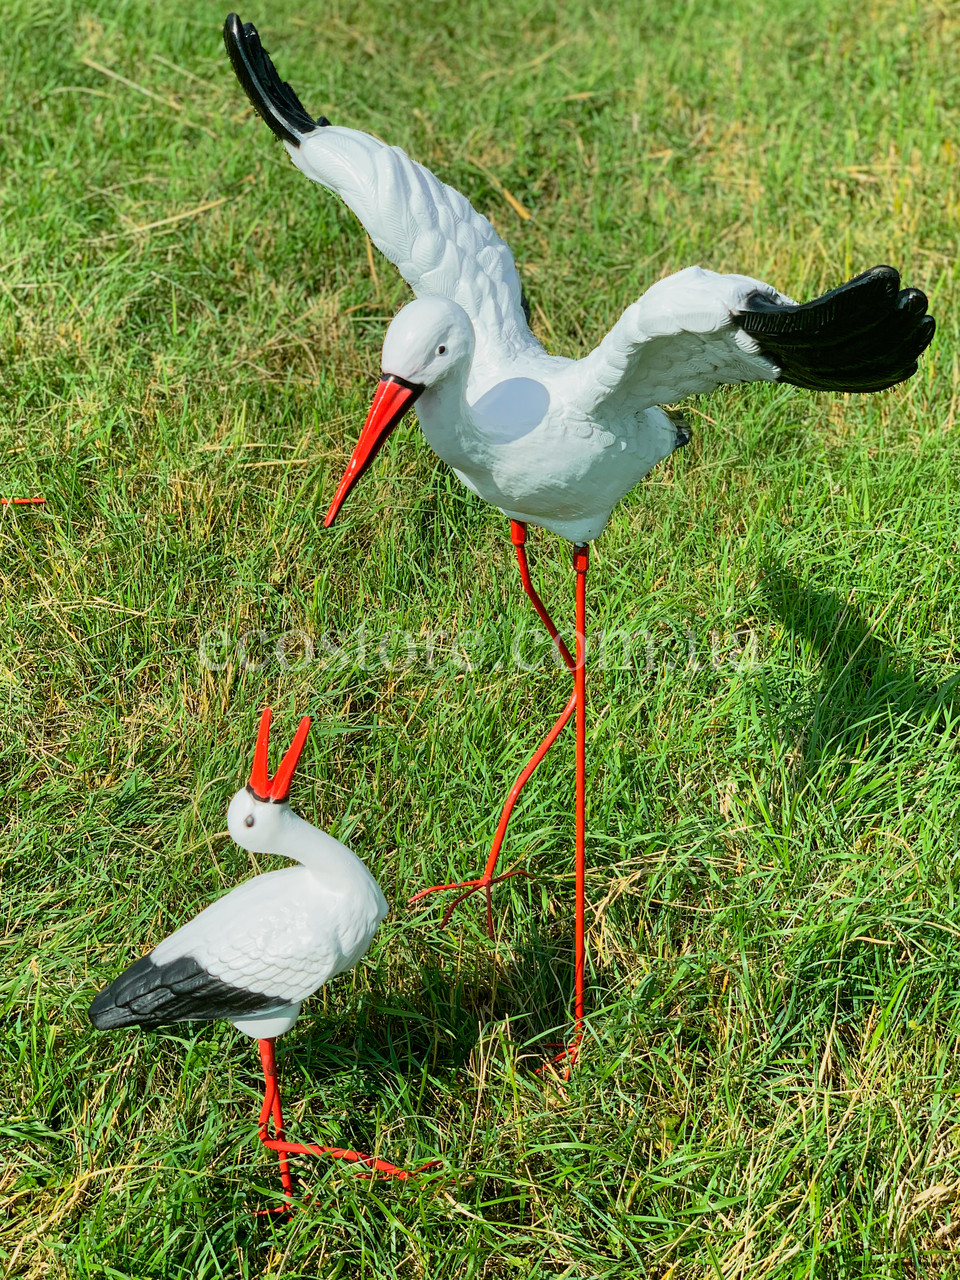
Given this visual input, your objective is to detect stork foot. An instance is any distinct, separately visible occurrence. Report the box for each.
[254,1144,442,1219]
[261,1135,442,1182]
[535,1034,582,1082]
[255,1201,298,1221]
[256,1121,441,1216]
[255,1036,439,1217]
[408,866,532,938]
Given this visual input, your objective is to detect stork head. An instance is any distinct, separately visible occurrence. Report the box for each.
[227,707,311,854]
[324,296,474,526]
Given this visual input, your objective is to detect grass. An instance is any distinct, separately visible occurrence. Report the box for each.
[2,0,959,1274]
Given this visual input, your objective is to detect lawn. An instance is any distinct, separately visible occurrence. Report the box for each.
[2,0,959,1276]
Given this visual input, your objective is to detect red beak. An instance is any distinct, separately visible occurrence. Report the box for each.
[324,375,424,527]
[248,707,312,803]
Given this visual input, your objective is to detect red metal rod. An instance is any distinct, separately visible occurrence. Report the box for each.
[255,1037,439,1206]
[477,689,576,894]
[411,526,591,1071]
[1,497,45,506]
[533,543,588,1079]
[409,523,579,934]
[409,687,577,932]
[572,543,589,1061]
[258,1037,294,1203]
[511,521,576,671]
[260,1137,440,1180]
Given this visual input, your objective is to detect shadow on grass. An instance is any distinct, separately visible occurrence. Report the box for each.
[284,915,620,1084]
[759,561,960,761]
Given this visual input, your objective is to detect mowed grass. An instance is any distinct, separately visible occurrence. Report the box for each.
[2,0,959,1274]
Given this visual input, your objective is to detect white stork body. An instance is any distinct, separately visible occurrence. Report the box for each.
[367,269,773,541]
[89,709,432,1194]
[258,118,781,542]
[143,823,386,1039]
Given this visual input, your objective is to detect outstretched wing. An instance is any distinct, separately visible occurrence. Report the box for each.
[224,14,531,361]
[581,264,934,414]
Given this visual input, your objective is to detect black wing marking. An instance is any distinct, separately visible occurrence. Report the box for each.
[89,954,287,1031]
[223,13,327,146]
[739,265,935,394]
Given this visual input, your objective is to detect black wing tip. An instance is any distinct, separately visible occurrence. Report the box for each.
[89,955,155,1029]
[223,13,328,146]
[740,265,906,337]
[917,311,936,351]
[88,1000,131,1031]
[89,981,138,1030]
[668,411,692,449]
[88,953,286,1032]
[740,264,934,394]
[857,263,900,288]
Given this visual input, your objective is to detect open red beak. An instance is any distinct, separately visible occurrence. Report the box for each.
[324,374,424,527]
[248,707,312,804]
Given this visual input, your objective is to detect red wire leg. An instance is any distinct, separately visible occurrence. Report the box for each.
[409,522,577,936]
[1,497,45,506]
[410,688,577,933]
[538,543,588,1079]
[256,1037,294,1214]
[510,521,576,673]
[255,1038,439,1213]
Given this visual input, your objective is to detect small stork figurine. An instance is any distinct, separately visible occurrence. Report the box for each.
[90,707,435,1206]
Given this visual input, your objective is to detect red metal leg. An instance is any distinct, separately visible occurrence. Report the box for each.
[411,529,591,1072]
[255,1038,439,1211]
[409,522,578,936]
[534,543,588,1079]
[572,544,588,1064]
[510,521,576,672]
[257,1037,294,1211]
[409,688,576,931]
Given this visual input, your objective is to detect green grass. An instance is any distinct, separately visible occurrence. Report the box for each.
[3,0,959,1274]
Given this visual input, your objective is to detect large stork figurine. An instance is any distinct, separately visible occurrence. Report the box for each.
[90,707,435,1207]
[223,14,935,1069]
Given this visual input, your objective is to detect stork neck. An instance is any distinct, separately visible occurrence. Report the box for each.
[415,369,479,469]
[275,808,367,882]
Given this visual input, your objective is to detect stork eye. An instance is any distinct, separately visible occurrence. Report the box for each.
[244,814,255,828]
[437,344,446,355]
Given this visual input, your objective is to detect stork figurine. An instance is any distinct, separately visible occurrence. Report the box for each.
[223,15,935,1069]
[90,707,435,1206]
